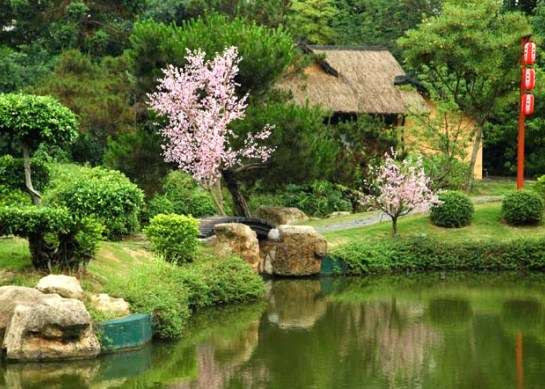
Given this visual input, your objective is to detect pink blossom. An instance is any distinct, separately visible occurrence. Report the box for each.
[147,47,273,185]
[368,153,439,235]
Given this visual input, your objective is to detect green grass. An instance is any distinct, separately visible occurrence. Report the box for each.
[325,202,545,248]
[470,177,536,196]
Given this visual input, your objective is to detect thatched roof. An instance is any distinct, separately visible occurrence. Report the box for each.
[278,46,427,115]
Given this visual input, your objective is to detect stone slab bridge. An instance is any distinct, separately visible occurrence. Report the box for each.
[198,216,275,240]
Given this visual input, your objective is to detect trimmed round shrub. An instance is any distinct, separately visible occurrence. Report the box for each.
[430,191,474,228]
[502,190,544,226]
[145,214,199,264]
[46,164,144,240]
[0,205,102,270]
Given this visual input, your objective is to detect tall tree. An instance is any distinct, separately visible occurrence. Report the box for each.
[287,0,338,44]
[399,0,530,186]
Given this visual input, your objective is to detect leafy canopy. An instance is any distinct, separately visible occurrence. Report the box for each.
[0,94,78,151]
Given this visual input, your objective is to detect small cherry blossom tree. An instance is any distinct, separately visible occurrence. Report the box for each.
[368,153,439,236]
[148,47,273,216]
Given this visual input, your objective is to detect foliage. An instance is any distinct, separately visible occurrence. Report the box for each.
[31,51,136,156]
[147,171,216,220]
[330,115,397,188]
[367,154,439,235]
[0,186,31,207]
[148,47,273,186]
[129,14,295,99]
[103,127,170,196]
[145,214,199,264]
[233,101,338,189]
[0,155,49,192]
[420,154,471,191]
[281,181,353,217]
[0,205,102,270]
[287,0,337,44]
[533,175,545,199]
[430,191,474,228]
[106,259,191,340]
[46,164,144,240]
[502,190,544,226]
[399,0,530,181]
[0,44,53,93]
[332,236,545,274]
[0,94,79,152]
[105,255,264,340]
[332,0,443,58]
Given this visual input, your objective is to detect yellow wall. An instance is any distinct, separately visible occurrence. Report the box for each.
[403,100,483,180]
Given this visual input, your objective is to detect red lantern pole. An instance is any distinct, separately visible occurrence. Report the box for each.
[517,36,530,190]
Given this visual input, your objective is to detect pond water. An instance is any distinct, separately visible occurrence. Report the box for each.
[3,273,545,388]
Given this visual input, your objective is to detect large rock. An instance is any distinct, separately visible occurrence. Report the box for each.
[36,274,84,300]
[259,225,327,276]
[214,223,261,272]
[89,293,130,318]
[256,207,309,226]
[0,286,100,362]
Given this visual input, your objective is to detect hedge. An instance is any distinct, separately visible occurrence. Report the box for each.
[145,214,199,264]
[0,206,102,270]
[331,236,545,274]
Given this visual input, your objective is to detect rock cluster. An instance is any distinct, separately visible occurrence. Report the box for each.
[259,225,327,276]
[213,221,327,277]
[214,223,261,272]
[256,207,309,226]
[0,274,130,362]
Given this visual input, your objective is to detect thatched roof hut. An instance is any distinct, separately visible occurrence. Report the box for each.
[278,45,427,115]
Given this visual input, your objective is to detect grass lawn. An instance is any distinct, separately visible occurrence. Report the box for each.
[470,177,536,196]
[325,202,545,248]
[0,236,157,290]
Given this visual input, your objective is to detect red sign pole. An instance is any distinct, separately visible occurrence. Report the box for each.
[517,36,533,190]
[517,37,528,189]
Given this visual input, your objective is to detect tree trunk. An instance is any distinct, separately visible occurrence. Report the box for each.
[466,125,483,191]
[208,179,226,216]
[21,144,41,205]
[222,169,251,217]
[391,216,398,237]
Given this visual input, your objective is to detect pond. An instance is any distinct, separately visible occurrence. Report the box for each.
[3,273,545,388]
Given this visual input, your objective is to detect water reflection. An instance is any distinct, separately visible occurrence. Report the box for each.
[3,273,545,388]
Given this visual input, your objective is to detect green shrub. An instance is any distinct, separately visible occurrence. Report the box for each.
[0,185,31,207]
[430,191,474,228]
[533,175,545,198]
[332,236,545,274]
[46,164,144,240]
[0,155,50,192]
[145,214,199,264]
[106,259,191,340]
[421,155,471,191]
[281,180,353,217]
[105,256,265,340]
[146,171,216,220]
[0,206,102,270]
[502,190,544,226]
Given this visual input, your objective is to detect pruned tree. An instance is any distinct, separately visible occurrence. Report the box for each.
[0,94,78,204]
[148,47,274,217]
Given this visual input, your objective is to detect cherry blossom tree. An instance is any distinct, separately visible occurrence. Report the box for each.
[148,47,274,216]
[368,153,439,236]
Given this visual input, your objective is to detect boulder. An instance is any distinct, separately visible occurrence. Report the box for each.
[259,225,327,276]
[256,207,309,226]
[89,293,130,318]
[0,286,100,362]
[36,274,84,300]
[214,223,261,272]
